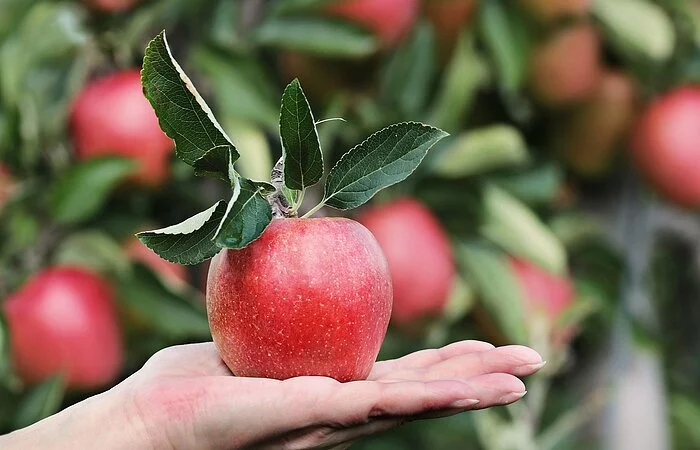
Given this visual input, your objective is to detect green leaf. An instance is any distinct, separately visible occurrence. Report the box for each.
[192,145,232,182]
[52,231,130,276]
[280,79,323,191]
[323,122,448,210]
[252,17,378,58]
[137,201,228,265]
[117,264,210,339]
[214,177,273,249]
[0,311,12,382]
[141,31,238,169]
[493,163,563,205]
[481,184,566,275]
[271,0,336,15]
[50,157,136,224]
[594,0,675,63]
[431,125,529,178]
[479,0,531,92]
[458,242,528,343]
[13,375,65,429]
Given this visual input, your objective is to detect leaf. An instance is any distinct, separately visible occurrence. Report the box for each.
[252,17,377,58]
[594,0,675,63]
[13,375,65,429]
[271,0,336,15]
[117,264,210,339]
[214,177,273,249]
[479,0,531,92]
[137,201,228,265]
[431,125,529,178]
[0,311,11,382]
[50,157,136,224]
[193,145,233,182]
[480,184,567,275]
[280,79,323,191]
[493,163,563,205]
[52,231,130,275]
[141,31,238,169]
[458,242,528,343]
[323,122,448,210]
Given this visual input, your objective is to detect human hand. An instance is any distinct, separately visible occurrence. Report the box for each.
[2,340,543,450]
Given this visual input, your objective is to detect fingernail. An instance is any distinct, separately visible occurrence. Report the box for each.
[449,398,480,408]
[499,391,527,405]
[513,361,547,376]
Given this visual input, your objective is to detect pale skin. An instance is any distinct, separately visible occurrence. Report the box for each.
[1,341,544,450]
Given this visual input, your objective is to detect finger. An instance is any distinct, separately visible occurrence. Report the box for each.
[382,345,544,382]
[142,342,232,377]
[369,340,495,380]
[460,373,528,409]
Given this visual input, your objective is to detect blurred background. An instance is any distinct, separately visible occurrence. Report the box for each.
[1,0,700,448]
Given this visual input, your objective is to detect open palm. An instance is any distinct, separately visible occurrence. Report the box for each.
[122,341,544,449]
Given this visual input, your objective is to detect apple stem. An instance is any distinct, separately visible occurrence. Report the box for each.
[301,200,325,218]
[289,189,305,215]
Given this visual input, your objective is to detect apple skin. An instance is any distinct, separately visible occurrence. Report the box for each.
[70,70,174,187]
[82,0,142,12]
[510,258,575,347]
[518,0,590,22]
[357,198,456,326]
[553,71,638,177]
[125,238,188,289]
[528,23,602,107]
[325,0,420,48]
[206,218,392,382]
[630,86,700,208]
[424,0,478,62]
[3,267,123,389]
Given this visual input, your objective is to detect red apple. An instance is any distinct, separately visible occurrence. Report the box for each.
[357,198,456,326]
[3,267,123,389]
[528,23,602,107]
[510,258,575,347]
[0,164,14,212]
[325,0,420,49]
[424,0,478,62]
[630,86,700,207]
[82,0,142,13]
[553,71,638,177]
[206,218,392,382]
[70,70,174,187]
[518,0,590,22]
[125,238,188,289]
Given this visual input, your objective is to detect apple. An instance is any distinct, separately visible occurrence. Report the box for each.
[206,218,392,382]
[357,198,456,326]
[510,258,575,347]
[424,0,478,62]
[553,71,638,177]
[630,86,700,208]
[325,0,420,49]
[0,164,14,212]
[125,238,188,289]
[528,23,602,107]
[70,70,174,187]
[518,0,590,22]
[82,0,142,12]
[3,267,123,389]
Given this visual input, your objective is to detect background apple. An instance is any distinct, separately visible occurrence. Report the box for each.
[358,198,455,326]
[528,23,602,107]
[423,0,478,62]
[325,0,420,49]
[206,218,392,382]
[631,86,700,208]
[82,0,142,13]
[70,70,174,187]
[518,0,590,22]
[3,267,123,389]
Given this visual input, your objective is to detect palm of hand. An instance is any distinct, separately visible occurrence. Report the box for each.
[121,341,543,450]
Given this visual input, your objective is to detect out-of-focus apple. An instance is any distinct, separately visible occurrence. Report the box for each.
[82,0,142,13]
[3,267,123,389]
[206,218,392,382]
[518,0,590,22]
[357,198,456,326]
[71,70,174,187]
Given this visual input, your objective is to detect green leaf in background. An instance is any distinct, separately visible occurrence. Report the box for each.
[253,17,378,58]
[52,231,130,276]
[458,242,528,344]
[13,375,64,430]
[117,264,210,339]
[214,178,273,249]
[271,0,337,15]
[50,157,136,224]
[594,0,675,63]
[479,0,531,93]
[142,31,237,169]
[0,311,12,383]
[493,163,563,206]
[671,395,700,447]
[280,79,323,191]
[380,22,436,118]
[480,184,567,275]
[322,122,448,210]
[224,120,274,182]
[431,125,529,178]
[137,200,227,265]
